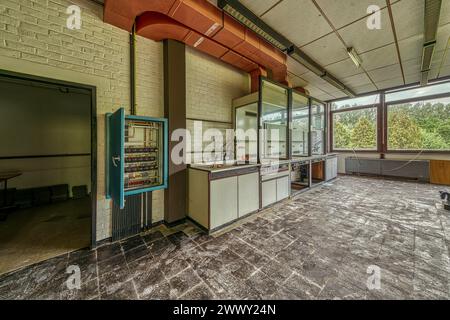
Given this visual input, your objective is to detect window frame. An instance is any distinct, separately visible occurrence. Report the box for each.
[330,102,381,153]
[328,80,450,155]
[385,95,450,153]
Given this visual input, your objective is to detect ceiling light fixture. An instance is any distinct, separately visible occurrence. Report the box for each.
[218,0,292,52]
[347,47,362,68]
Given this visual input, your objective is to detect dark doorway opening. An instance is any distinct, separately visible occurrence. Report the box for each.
[0,70,97,275]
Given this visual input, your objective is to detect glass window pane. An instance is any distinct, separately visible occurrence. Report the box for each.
[387,97,450,151]
[235,103,258,163]
[386,82,450,102]
[292,92,309,157]
[311,100,325,155]
[331,94,380,110]
[261,80,288,159]
[333,108,377,150]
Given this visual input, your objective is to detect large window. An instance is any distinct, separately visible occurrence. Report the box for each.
[329,81,450,153]
[388,97,450,151]
[330,94,379,151]
[333,108,377,150]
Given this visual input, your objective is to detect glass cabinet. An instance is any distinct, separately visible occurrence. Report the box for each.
[291,92,310,157]
[311,99,326,155]
[260,79,289,160]
[234,102,258,163]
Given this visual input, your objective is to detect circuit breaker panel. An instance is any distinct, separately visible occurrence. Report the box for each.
[106,108,168,209]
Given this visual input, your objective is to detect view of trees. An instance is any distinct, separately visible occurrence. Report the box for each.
[388,101,450,150]
[333,99,450,151]
[333,108,377,150]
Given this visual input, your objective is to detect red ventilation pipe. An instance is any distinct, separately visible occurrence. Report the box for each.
[104,0,289,86]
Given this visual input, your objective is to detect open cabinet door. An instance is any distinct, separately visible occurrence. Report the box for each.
[108,108,125,209]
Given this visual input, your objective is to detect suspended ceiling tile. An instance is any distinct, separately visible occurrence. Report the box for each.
[239,0,281,16]
[303,73,343,93]
[262,0,333,47]
[287,73,309,88]
[398,34,423,62]
[300,71,326,84]
[313,92,335,101]
[428,68,439,80]
[368,64,402,83]
[325,58,366,79]
[440,0,450,26]
[436,66,450,78]
[300,33,349,66]
[376,77,404,90]
[352,83,377,94]
[339,7,395,53]
[435,24,450,52]
[286,56,310,77]
[304,84,328,98]
[402,57,421,77]
[328,91,348,99]
[315,0,387,30]
[391,0,424,41]
[405,73,421,84]
[342,72,372,87]
[359,43,397,71]
[431,50,446,69]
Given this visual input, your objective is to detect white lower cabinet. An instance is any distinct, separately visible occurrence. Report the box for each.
[262,179,277,208]
[210,176,238,229]
[238,172,259,218]
[326,156,338,181]
[276,176,290,201]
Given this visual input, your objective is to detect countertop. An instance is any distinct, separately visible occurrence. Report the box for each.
[189,154,338,172]
[291,154,338,162]
[189,162,261,173]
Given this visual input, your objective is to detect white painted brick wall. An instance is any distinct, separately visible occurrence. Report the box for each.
[0,0,164,240]
[186,47,250,163]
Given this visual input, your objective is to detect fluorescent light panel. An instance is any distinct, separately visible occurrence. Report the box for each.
[219,0,291,51]
[347,47,362,68]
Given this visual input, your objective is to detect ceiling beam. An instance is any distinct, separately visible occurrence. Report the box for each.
[385,0,406,85]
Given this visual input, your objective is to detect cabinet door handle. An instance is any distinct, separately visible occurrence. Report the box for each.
[112,156,121,167]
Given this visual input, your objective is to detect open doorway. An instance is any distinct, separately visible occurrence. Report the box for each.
[0,71,96,275]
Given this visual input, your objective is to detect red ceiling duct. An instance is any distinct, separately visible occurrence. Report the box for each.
[104,0,289,85]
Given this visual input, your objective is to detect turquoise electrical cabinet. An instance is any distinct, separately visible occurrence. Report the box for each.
[106,108,168,209]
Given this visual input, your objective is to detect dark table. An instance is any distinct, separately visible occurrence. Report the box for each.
[0,171,22,208]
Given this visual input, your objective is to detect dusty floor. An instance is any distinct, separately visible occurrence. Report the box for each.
[0,176,449,300]
[0,198,91,275]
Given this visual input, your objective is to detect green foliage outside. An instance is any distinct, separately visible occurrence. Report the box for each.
[333,108,377,149]
[333,100,450,150]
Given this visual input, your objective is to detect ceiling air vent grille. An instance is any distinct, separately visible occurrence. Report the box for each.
[424,0,442,42]
[421,0,442,85]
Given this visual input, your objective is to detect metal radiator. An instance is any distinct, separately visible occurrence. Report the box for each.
[112,193,142,241]
[345,157,430,182]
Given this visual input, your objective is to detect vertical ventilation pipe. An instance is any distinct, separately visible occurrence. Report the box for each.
[130,23,137,115]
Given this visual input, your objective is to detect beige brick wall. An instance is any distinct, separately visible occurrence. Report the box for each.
[186,47,250,163]
[0,0,164,241]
